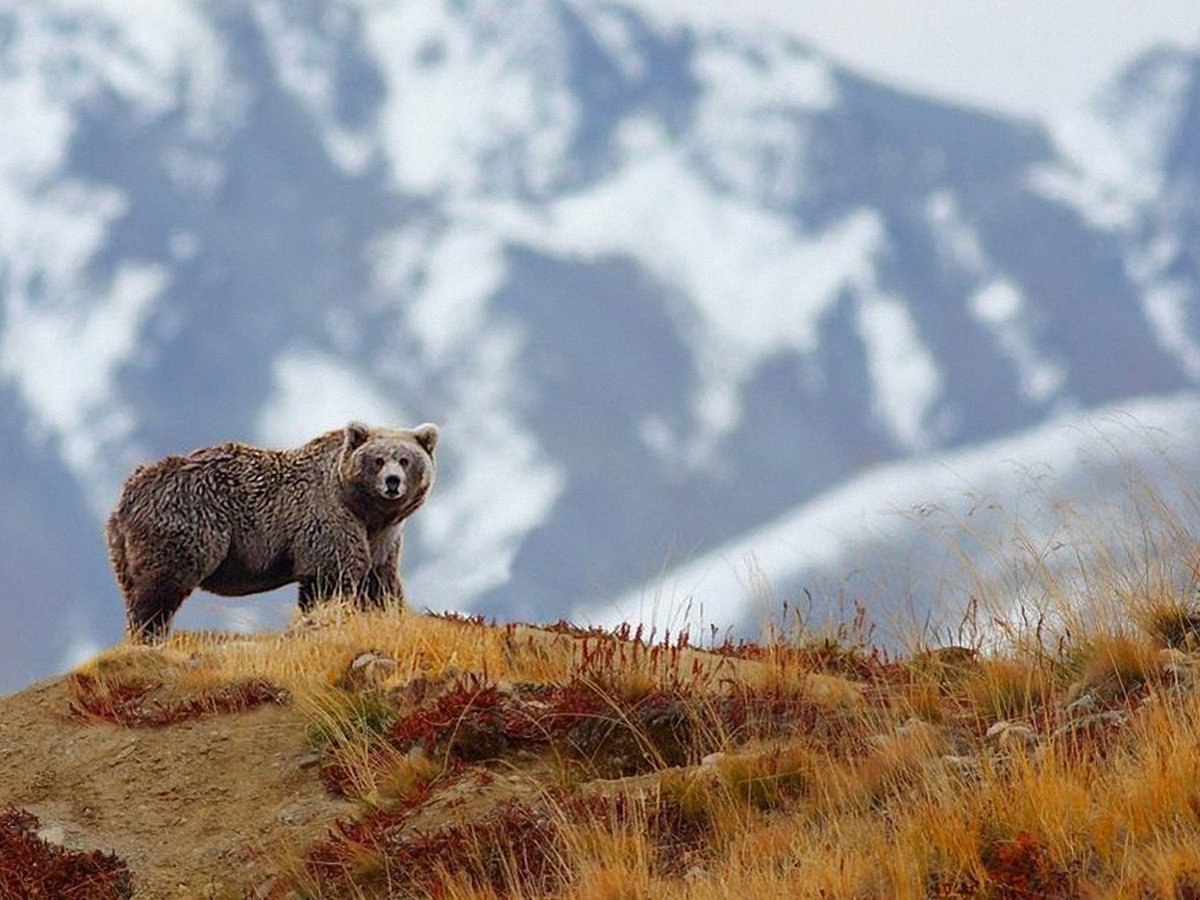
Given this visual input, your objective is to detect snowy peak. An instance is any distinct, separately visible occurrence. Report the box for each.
[2,3,1200,690]
[1100,45,1196,177]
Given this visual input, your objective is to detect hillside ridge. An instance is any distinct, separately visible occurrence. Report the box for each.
[4,594,1200,897]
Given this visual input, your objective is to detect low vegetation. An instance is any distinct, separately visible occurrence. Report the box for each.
[0,808,132,899]
[10,478,1200,897]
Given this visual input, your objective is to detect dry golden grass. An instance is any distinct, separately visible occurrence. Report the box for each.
[67,585,1200,898]
[61,469,1200,898]
[63,595,1200,898]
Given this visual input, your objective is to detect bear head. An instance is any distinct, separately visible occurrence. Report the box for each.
[339,421,439,525]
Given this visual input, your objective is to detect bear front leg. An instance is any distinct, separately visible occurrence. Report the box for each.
[361,569,404,610]
[302,565,370,609]
[296,575,355,614]
[361,530,405,610]
[295,516,371,610]
[362,555,404,611]
[308,545,372,608]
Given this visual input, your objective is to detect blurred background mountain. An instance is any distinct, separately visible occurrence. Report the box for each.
[3,0,1200,691]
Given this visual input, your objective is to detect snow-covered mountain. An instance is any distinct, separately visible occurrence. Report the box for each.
[2,0,1199,691]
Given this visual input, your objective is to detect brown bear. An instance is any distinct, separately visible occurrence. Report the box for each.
[105,421,438,641]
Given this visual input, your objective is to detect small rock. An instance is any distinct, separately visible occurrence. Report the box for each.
[1158,648,1191,667]
[36,824,66,846]
[895,717,939,740]
[941,754,982,779]
[1062,692,1101,720]
[278,798,335,827]
[351,651,398,674]
[941,727,976,756]
[1159,648,1200,688]
[342,651,399,690]
[297,751,323,770]
[908,646,979,678]
[869,717,947,752]
[1051,710,1127,743]
[986,721,1038,754]
[701,752,726,768]
[1063,680,1087,706]
[110,741,137,767]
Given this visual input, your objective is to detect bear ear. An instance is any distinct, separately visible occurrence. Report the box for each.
[412,423,439,456]
[344,422,371,451]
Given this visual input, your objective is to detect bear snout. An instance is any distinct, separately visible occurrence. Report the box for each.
[378,460,409,498]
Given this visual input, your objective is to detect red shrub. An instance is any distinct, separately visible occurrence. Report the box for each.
[0,808,132,899]
[67,674,289,727]
[304,798,564,898]
[981,830,1073,898]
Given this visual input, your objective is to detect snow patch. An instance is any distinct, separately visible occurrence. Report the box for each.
[406,325,566,605]
[1096,47,1194,177]
[1125,218,1200,383]
[37,1,238,139]
[969,280,1066,404]
[401,226,509,367]
[690,31,835,204]
[694,32,834,113]
[60,634,103,673]
[253,1,375,174]
[1140,281,1200,381]
[367,220,565,607]
[925,191,986,277]
[922,195,1065,407]
[0,3,235,509]
[362,0,578,197]
[1032,49,1192,229]
[499,148,884,460]
[574,5,647,81]
[579,393,1200,638]
[971,280,1022,323]
[1029,115,1157,230]
[854,284,942,450]
[1,264,164,450]
[257,350,406,448]
[0,178,165,508]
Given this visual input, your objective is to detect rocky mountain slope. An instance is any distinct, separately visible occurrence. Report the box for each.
[2,1,1200,690]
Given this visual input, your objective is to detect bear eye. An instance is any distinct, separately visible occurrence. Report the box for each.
[373,456,385,470]
[399,458,410,469]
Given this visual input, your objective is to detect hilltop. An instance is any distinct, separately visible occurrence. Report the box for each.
[4,590,1200,898]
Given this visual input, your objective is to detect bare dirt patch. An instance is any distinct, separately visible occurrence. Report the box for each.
[0,676,353,898]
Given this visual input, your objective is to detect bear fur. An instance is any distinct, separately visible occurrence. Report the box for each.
[105,422,438,641]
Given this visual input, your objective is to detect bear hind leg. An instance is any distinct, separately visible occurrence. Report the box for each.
[126,578,192,643]
[105,516,136,602]
[297,578,320,613]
